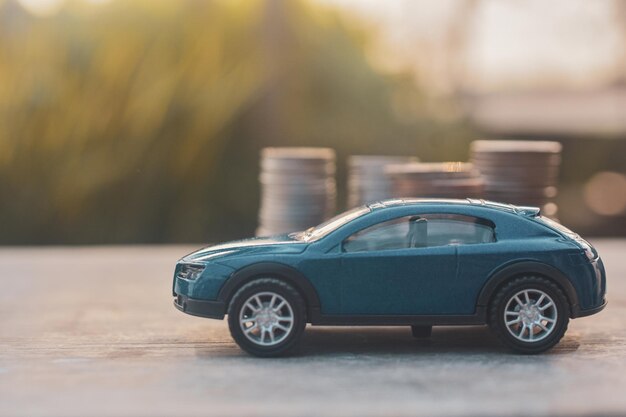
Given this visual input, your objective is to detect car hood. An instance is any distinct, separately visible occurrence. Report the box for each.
[181,234,308,263]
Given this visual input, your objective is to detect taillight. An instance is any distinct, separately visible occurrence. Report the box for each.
[575,237,596,261]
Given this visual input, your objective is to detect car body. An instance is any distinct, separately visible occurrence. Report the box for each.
[173,198,607,356]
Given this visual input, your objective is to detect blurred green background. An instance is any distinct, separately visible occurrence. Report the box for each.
[1,0,625,244]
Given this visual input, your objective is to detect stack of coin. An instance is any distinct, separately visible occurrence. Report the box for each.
[385,162,485,199]
[347,155,418,207]
[470,140,561,212]
[257,147,336,236]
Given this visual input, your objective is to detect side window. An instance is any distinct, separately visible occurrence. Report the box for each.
[424,215,496,246]
[343,213,495,253]
[343,216,414,252]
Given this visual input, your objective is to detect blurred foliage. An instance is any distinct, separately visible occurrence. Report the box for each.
[0,0,476,244]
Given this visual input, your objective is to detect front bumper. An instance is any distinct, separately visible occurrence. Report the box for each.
[173,294,226,319]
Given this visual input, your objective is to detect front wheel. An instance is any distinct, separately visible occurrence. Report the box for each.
[227,278,306,357]
[489,276,569,354]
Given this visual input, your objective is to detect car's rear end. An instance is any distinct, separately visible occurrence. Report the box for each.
[533,215,607,316]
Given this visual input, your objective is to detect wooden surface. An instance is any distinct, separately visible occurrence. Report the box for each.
[0,241,625,417]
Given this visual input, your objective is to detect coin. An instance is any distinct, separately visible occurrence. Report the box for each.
[257,147,336,235]
[347,155,418,207]
[470,140,562,213]
[385,162,484,199]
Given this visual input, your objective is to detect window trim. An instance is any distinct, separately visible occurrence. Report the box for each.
[341,212,497,253]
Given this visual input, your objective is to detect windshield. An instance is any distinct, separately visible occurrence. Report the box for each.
[290,206,370,242]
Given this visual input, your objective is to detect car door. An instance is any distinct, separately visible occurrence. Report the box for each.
[339,215,458,315]
[430,213,498,314]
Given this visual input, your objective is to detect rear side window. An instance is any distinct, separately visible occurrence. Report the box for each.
[343,213,495,253]
[424,214,495,246]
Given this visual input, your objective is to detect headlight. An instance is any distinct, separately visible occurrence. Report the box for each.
[177,264,206,281]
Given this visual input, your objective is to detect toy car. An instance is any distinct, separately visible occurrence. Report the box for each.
[173,198,606,356]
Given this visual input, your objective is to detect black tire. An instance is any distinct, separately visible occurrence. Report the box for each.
[489,275,569,354]
[227,278,306,357]
[410,325,432,338]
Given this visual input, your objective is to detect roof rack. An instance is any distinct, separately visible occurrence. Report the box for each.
[370,198,540,216]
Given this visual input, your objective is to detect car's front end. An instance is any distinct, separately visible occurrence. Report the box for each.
[173,260,234,319]
[172,235,309,320]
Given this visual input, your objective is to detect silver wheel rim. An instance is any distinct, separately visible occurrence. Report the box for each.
[504,289,558,343]
[239,291,294,347]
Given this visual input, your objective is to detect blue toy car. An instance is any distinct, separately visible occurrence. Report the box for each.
[173,199,606,356]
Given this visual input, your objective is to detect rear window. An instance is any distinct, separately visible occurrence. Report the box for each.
[536,216,577,237]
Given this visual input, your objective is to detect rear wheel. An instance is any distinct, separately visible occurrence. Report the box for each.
[227,278,306,357]
[489,276,569,354]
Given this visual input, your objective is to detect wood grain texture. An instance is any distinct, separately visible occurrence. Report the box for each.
[0,242,625,417]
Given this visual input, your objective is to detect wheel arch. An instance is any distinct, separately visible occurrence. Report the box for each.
[217,262,321,319]
[477,261,579,318]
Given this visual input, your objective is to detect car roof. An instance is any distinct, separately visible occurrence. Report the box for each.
[368,198,540,217]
